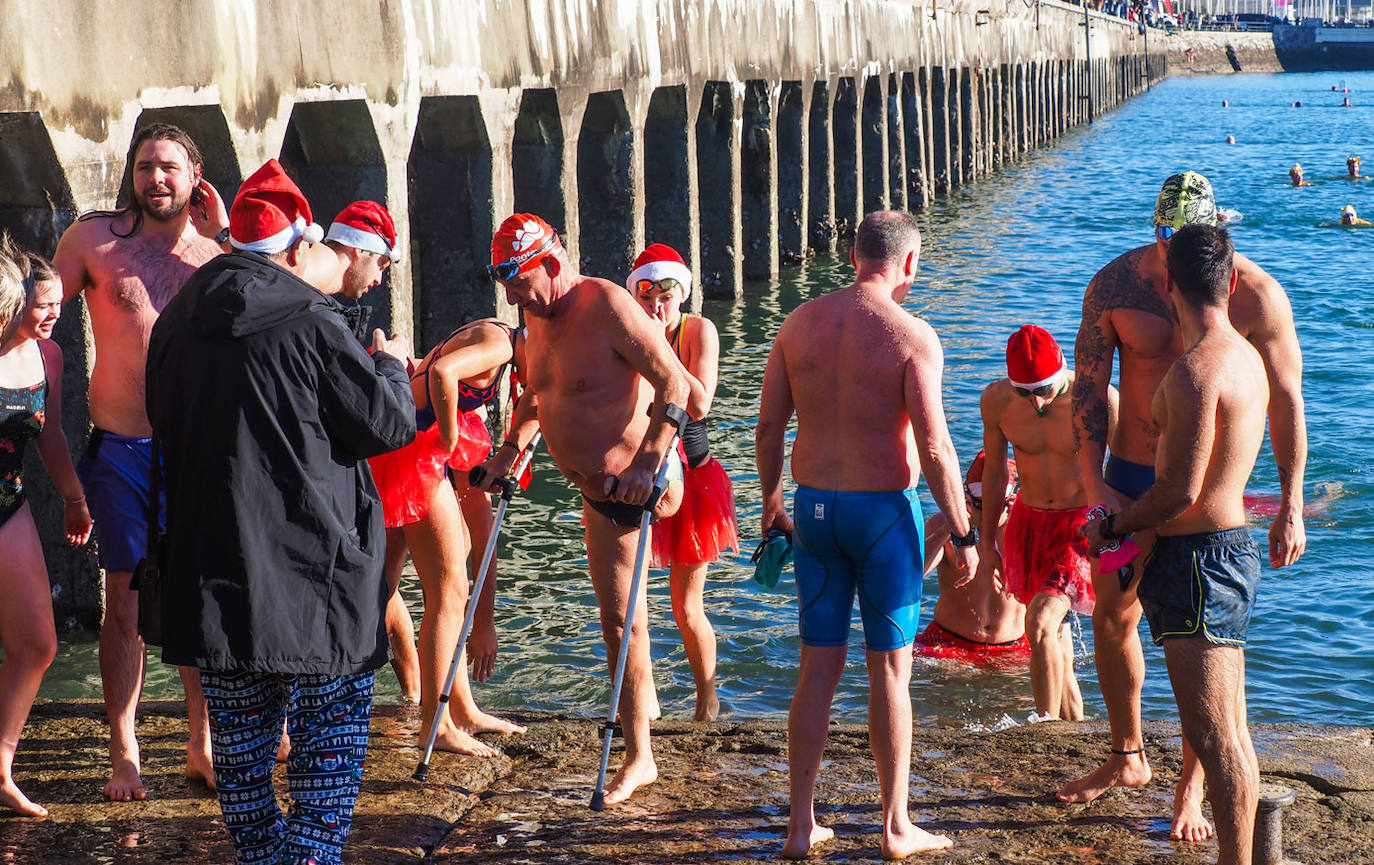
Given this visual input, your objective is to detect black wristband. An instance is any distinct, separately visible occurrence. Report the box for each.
[1101,513,1120,540]
[215,227,231,245]
[499,440,520,454]
[951,527,978,548]
[664,402,690,432]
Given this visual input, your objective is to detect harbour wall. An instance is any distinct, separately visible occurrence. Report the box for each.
[0,0,1167,630]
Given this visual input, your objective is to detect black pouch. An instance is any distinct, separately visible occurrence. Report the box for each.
[128,437,166,647]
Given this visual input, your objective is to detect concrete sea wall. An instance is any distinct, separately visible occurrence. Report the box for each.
[0,0,1167,629]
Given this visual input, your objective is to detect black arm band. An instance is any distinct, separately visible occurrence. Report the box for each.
[664,402,690,432]
[1101,513,1120,540]
[951,527,978,548]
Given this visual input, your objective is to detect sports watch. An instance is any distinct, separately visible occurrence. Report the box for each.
[951,527,978,548]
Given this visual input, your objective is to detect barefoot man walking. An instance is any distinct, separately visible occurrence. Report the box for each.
[1062,171,1306,842]
[757,211,968,859]
[53,123,228,800]
[1082,223,1270,865]
[477,214,688,806]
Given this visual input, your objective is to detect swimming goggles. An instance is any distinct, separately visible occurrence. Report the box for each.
[1012,381,1059,399]
[1155,224,1175,241]
[487,232,559,283]
[635,277,682,298]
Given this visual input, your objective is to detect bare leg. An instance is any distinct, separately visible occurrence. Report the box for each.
[455,478,499,685]
[99,566,146,801]
[1172,735,1214,842]
[382,528,421,703]
[1058,542,1152,802]
[782,644,844,860]
[0,506,57,818]
[867,647,953,859]
[1057,622,1084,721]
[669,561,719,722]
[1163,640,1256,865]
[409,485,520,757]
[584,504,658,806]
[1025,593,1070,720]
[180,667,215,789]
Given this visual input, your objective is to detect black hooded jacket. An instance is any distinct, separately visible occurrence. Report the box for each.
[146,250,415,675]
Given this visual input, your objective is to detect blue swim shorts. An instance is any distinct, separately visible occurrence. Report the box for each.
[1138,527,1262,647]
[791,486,925,651]
[78,429,164,575]
[1104,455,1155,500]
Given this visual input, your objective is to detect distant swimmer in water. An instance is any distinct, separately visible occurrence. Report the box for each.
[1288,164,1312,187]
[1346,155,1365,179]
[1222,99,1229,107]
[1225,135,1235,144]
[1292,101,1302,107]
[1340,204,1372,226]
[914,452,1029,668]
[1217,207,1242,224]
[1341,97,1353,107]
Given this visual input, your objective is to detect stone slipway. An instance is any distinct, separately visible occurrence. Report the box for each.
[1,701,1370,863]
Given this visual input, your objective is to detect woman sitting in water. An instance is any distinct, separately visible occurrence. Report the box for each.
[626,244,738,722]
[368,318,526,755]
[0,234,92,817]
[1340,204,1372,227]
[1288,163,1313,187]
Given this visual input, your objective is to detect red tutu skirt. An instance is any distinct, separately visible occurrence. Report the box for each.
[649,456,739,567]
[1002,500,1096,615]
[913,621,1030,667]
[367,411,492,528]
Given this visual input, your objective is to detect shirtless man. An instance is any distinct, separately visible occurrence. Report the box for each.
[757,211,965,860]
[313,200,397,301]
[914,452,1028,667]
[53,123,228,800]
[475,214,688,806]
[1063,171,1306,842]
[978,326,1118,721]
[1082,223,1268,865]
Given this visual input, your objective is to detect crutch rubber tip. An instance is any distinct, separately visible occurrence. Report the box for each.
[590,790,606,811]
[412,764,430,782]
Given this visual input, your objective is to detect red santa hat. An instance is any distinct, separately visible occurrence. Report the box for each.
[1005,324,1067,390]
[325,200,401,261]
[229,159,323,254]
[964,449,1018,500]
[626,243,692,300]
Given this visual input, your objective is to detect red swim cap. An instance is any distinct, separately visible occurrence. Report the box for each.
[491,214,560,276]
[965,449,1017,499]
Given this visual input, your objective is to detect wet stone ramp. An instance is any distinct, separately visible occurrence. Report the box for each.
[1,703,1370,863]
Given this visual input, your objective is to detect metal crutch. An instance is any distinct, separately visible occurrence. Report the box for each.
[413,432,542,782]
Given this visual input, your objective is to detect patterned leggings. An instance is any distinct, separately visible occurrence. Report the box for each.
[200,670,375,865]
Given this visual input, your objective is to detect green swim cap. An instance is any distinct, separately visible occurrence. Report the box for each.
[1154,171,1217,229]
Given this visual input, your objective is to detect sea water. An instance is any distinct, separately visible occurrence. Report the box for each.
[40,71,1374,729]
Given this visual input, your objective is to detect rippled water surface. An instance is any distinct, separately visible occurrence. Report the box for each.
[42,72,1374,729]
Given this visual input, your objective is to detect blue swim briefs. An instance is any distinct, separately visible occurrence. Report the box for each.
[78,429,164,575]
[791,486,925,651]
[1104,455,1155,500]
[1138,527,1262,647]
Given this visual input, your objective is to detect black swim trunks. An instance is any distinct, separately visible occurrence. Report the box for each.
[1138,527,1262,647]
[583,495,661,528]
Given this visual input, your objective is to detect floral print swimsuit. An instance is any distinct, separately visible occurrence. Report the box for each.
[0,371,46,527]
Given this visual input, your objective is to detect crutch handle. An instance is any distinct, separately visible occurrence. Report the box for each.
[470,465,518,500]
[601,474,668,512]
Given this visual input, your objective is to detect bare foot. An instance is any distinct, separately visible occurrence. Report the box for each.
[186,744,216,790]
[782,822,834,859]
[452,709,526,736]
[602,757,658,807]
[0,778,48,819]
[882,824,953,859]
[693,692,720,723]
[1171,775,1214,842]
[429,726,499,758]
[103,761,147,802]
[1057,751,1151,803]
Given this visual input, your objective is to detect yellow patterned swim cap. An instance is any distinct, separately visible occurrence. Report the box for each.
[1154,171,1218,229]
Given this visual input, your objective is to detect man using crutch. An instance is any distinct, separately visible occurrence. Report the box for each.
[478,214,689,807]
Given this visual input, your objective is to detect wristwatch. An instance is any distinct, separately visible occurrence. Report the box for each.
[951,527,978,548]
[214,227,231,245]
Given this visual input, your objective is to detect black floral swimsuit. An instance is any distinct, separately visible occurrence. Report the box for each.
[0,367,46,527]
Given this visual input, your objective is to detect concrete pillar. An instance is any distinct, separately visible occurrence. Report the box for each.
[947,67,963,190]
[408,96,495,354]
[280,99,390,329]
[832,77,860,240]
[992,65,1005,168]
[983,67,995,173]
[861,74,887,214]
[0,112,99,631]
[511,88,567,238]
[998,64,1013,165]
[643,84,694,266]
[777,81,807,265]
[576,90,635,283]
[807,80,835,254]
[886,73,906,213]
[901,72,929,210]
[1015,63,1028,154]
[696,81,741,299]
[960,67,978,186]
[930,67,950,196]
[741,79,777,280]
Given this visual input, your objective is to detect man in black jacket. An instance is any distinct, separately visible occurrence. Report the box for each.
[146,160,414,865]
